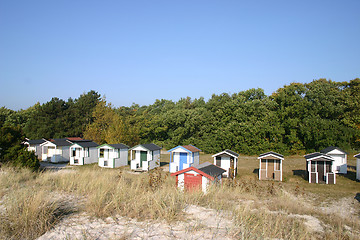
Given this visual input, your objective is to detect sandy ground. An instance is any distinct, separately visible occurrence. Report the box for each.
[37,205,234,240]
[40,161,69,171]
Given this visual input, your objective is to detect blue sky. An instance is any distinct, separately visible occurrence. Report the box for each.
[1,0,359,110]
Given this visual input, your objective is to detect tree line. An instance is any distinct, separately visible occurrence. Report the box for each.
[1,79,359,163]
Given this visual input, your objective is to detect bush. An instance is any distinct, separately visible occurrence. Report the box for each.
[3,145,40,171]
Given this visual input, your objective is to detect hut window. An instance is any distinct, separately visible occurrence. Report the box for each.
[132,151,135,160]
[275,160,280,171]
[311,161,316,172]
[72,148,76,157]
[325,161,331,173]
[261,159,266,169]
[104,161,108,166]
[85,148,89,157]
[216,157,221,166]
[100,149,104,158]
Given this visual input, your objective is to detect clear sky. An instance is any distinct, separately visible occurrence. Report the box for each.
[1,0,359,110]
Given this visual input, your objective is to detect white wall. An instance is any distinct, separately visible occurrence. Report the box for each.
[84,147,99,164]
[114,149,128,168]
[357,158,360,181]
[218,156,231,177]
[202,176,208,193]
[99,147,128,168]
[327,150,347,174]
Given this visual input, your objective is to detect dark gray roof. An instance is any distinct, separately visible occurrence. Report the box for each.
[136,143,161,151]
[354,153,360,158]
[320,146,347,155]
[259,151,284,159]
[109,144,129,149]
[212,149,239,158]
[304,152,334,161]
[71,139,92,143]
[51,139,72,146]
[27,139,46,145]
[224,149,239,157]
[196,162,226,178]
[74,141,99,148]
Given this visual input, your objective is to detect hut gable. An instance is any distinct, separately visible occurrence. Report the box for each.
[305,152,334,162]
[320,146,347,155]
[258,151,284,160]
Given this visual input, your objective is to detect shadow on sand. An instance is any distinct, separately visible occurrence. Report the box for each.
[341,167,357,181]
[355,193,360,203]
[160,161,169,167]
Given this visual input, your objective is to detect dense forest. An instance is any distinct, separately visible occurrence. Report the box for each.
[1,79,359,157]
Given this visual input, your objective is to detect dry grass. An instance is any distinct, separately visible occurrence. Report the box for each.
[36,166,186,222]
[0,190,64,240]
[0,153,359,239]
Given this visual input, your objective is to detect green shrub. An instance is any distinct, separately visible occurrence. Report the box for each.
[3,145,40,171]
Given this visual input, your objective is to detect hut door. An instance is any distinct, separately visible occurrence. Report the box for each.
[184,173,202,191]
[179,153,187,170]
[267,160,275,179]
[317,161,325,183]
[140,151,147,167]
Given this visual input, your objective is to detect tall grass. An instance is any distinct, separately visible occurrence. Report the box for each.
[0,164,359,239]
[0,189,63,240]
[36,166,187,221]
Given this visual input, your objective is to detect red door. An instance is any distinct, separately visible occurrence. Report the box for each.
[184,173,202,192]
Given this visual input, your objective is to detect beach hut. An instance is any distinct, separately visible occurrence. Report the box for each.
[320,146,347,174]
[40,138,88,163]
[355,153,360,181]
[168,145,201,173]
[212,149,239,178]
[69,141,99,165]
[305,152,336,184]
[171,162,226,193]
[24,138,46,159]
[258,151,284,181]
[97,144,129,168]
[40,138,72,163]
[130,143,161,171]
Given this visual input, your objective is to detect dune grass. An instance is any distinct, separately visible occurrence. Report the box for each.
[0,153,359,239]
